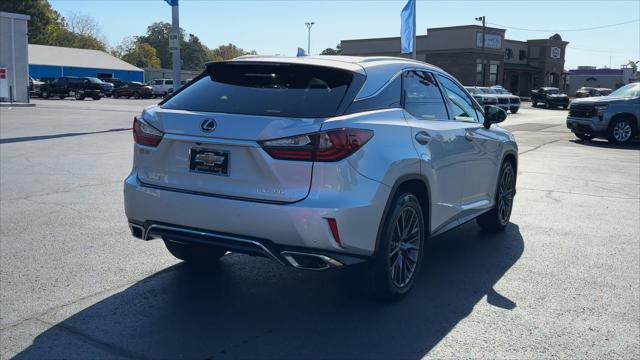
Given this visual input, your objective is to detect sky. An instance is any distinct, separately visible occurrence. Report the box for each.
[49,0,640,70]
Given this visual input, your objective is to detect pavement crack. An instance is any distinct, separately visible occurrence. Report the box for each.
[518,186,640,200]
[34,318,146,360]
[518,139,560,155]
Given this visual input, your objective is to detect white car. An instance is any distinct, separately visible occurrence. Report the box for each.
[151,79,174,97]
[125,56,518,298]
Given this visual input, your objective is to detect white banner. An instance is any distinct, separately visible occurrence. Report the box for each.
[476,33,502,49]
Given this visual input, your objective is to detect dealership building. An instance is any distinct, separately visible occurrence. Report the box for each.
[341,25,569,96]
[28,44,144,82]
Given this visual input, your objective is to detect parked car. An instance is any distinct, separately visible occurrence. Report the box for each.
[491,86,521,113]
[39,76,103,100]
[113,82,153,99]
[465,86,499,107]
[151,79,174,97]
[567,83,639,144]
[478,87,510,113]
[28,76,43,97]
[99,80,114,97]
[103,78,126,89]
[575,87,613,98]
[531,87,569,109]
[125,56,517,299]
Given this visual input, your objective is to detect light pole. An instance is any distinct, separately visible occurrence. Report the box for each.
[305,22,314,55]
[475,16,486,86]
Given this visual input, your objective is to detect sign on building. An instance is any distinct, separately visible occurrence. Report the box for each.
[550,47,561,59]
[0,68,8,99]
[476,33,502,49]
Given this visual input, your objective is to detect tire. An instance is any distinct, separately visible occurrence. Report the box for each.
[477,161,515,232]
[113,93,119,99]
[133,91,140,99]
[532,100,537,107]
[368,192,425,300]
[75,92,84,101]
[92,95,101,100]
[562,105,568,110]
[608,117,637,145]
[163,239,227,265]
[510,108,519,114]
[42,90,49,99]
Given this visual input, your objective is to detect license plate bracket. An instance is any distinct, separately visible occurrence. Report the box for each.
[189,148,229,176]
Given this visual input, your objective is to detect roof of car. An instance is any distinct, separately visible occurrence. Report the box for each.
[229,55,441,72]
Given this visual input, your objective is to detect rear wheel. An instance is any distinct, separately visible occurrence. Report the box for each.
[608,117,636,145]
[133,91,141,99]
[74,92,84,101]
[510,108,519,114]
[477,161,515,231]
[368,192,424,300]
[163,239,227,265]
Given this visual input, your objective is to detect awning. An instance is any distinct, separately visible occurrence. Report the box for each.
[504,63,540,72]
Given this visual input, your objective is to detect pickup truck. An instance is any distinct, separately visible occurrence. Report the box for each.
[40,76,103,100]
[566,83,639,144]
[531,87,569,109]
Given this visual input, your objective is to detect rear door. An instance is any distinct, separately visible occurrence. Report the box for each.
[136,61,356,203]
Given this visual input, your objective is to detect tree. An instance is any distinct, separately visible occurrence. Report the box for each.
[182,34,209,71]
[115,38,161,68]
[209,43,257,62]
[320,44,342,56]
[137,22,178,69]
[0,0,65,45]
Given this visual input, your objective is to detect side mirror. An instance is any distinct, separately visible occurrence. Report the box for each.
[483,105,507,129]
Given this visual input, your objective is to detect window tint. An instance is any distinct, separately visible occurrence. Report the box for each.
[162,62,354,118]
[166,80,173,85]
[346,75,400,114]
[68,78,83,84]
[436,75,480,123]
[402,71,448,120]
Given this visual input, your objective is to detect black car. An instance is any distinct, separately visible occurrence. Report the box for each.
[40,76,103,100]
[530,87,570,109]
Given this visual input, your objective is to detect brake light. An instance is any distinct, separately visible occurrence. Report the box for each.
[132,117,163,147]
[259,128,373,162]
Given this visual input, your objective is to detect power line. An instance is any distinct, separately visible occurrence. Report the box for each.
[487,19,639,32]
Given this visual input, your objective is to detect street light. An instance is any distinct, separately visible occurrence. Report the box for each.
[475,16,486,86]
[305,22,315,55]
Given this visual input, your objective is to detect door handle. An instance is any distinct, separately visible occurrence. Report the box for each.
[415,131,431,145]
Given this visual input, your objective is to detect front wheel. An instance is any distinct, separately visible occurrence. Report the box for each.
[164,239,227,265]
[532,100,537,107]
[608,118,636,145]
[75,92,84,101]
[368,192,424,300]
[477,161,515,231]
[510,108,519,114]
[133,91,140,99]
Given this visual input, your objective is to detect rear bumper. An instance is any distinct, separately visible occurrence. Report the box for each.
[124,169,390,259]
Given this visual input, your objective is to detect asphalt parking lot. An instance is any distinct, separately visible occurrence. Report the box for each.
[1,98,639,359]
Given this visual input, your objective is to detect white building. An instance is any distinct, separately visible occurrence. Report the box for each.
[0,11,30,103]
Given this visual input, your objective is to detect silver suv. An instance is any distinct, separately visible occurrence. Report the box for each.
[567,83,640,144]
[124,56,518,298]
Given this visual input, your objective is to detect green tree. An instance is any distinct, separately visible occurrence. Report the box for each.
[0,0,65,45]
[209,43,257,62]
[115,38,161,68]
[137,22,178,69]
[320,44,342,55]
[182,34,210,71]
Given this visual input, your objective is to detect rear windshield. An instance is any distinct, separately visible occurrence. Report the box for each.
[162,62,353,118]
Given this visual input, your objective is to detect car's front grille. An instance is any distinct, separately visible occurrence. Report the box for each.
[569,104,595,118]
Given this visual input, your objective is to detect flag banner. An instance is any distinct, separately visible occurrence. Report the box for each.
[164,0,178,6]
[400,0,415,54]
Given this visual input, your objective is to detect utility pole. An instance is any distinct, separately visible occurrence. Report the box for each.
[305,22,314,55]
[476,16,486,86]
[171,4,181,91]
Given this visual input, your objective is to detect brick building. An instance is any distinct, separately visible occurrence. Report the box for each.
[341,25,569,96]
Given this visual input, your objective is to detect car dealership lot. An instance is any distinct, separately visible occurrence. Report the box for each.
[1,99,638,359]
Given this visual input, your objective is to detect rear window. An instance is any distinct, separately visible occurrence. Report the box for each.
[162,62,354,118]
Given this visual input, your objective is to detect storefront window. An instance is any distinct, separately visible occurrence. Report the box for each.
[489,63,499,85]
[476,60,483,85]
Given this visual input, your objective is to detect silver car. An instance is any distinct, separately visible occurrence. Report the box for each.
[124,56,518,298]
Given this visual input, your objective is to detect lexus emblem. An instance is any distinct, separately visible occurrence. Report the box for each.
[200,118,217,133]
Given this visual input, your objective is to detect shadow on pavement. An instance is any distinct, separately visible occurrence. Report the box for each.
[570,138,640,150]
[15,222,524,359]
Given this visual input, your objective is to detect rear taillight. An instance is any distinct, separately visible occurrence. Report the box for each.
[133,117,163,147]
[259,128,373,162]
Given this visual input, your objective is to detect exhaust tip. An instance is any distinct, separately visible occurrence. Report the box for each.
[281,251,343,270]
[129,223,145,239]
